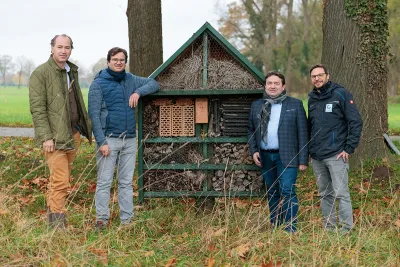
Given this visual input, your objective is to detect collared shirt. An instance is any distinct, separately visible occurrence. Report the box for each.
[65,63,71,89]
[260,103,281,150]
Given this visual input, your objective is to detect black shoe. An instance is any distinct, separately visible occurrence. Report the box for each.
[48,213,66,229]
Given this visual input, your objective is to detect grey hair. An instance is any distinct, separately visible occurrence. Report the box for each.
[50,34,74,49]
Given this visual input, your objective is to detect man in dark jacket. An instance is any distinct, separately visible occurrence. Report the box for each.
[308,64,362,233]
[88,47,159,230]
[248,71,308,232]
[29,34,92,228]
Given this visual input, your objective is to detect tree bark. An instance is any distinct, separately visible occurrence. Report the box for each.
[321,0,389,166]
[127,0,163,77]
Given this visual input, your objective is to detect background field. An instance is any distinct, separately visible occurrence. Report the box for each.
[1,87,399,134]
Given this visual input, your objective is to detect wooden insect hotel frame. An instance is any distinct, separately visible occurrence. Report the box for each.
[137,22,266,202]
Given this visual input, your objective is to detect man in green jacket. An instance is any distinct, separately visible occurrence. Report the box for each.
[29,34,92,228]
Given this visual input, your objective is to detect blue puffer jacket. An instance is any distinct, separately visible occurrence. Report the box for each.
[88,69,159,147]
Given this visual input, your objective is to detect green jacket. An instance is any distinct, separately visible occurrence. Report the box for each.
[29,56,92,150]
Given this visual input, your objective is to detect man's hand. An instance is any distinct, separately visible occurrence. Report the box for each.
[129,92,140,108]
[99,144,110,157]
[336,151,349,162]
[43,139,54,153]
[298,164,307,171]
[253,152,261,167]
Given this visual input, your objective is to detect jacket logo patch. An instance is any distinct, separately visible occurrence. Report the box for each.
[325,104,333,112]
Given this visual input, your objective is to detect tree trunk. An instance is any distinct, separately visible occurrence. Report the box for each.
[321,0,389,167]
[127,0,163,77]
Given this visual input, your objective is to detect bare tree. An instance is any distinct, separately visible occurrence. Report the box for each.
[127,0,163,77]
[23,59,35,84]
[0,55,14,87]
[16,56,26,88]
[322,0,389,164]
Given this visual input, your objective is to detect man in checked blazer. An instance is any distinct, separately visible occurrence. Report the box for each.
[248,71,309,232]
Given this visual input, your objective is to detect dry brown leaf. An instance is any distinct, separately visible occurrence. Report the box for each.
[206,257,216,267]
[395,219,400,228]
[88,182,97,193]
[0,209,9,215]
[165,258,177,267]
[211,228,227,237]
[31,177,47,185]
[19,195,34,205]
[251,200,262,207]
[234,198,249,209]
[144,250,155,257]
[233,242,251,258]
[208,244,217,251]
[262,259,282,267]
[88,247,107,257]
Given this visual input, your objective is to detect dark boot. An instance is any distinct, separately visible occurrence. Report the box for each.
[48,212,66,229]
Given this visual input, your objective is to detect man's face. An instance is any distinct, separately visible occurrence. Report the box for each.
[265,75,285,97]
[310,67,330,88]
[51,36,72,66]
[107,52,126,72]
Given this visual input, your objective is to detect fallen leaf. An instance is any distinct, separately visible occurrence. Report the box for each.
[88,247,107,257]
[31,177,48,186]
[208,244,217,252]
[251,200,262,207]
[21,179,30,185]
[19,195,35,205]
[0,209,9,215]
[88,182,97,193]
[165,257,177,267]
[395,219,400,228]
[211,228,227,237]
[144,250,155,257]
[234,198,249,209]
[233,242,251,258]
[206,257,215,267]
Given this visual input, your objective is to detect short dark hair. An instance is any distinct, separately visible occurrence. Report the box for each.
[265,71,285,85]
[309,64,329,75]
[107,47,128,62]
[50,34,74,49]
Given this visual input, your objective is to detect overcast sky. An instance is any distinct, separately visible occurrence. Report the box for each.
[1,0,228,71]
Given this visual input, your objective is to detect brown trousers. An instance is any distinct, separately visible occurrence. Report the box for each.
[45,132,81,213]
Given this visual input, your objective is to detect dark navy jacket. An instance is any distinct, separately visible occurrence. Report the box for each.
[248,96,309,168]
[88,70,159,147]
[308,81,363,160]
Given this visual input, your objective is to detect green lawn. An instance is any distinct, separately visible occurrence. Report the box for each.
[0,86,399,132]
[0,86,88,127]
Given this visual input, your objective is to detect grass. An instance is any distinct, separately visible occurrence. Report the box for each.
[0,86,88,127]
[0,137,399,265]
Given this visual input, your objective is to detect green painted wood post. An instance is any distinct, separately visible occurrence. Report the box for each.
[137,99,145,203]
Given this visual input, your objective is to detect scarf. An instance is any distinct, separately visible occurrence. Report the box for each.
[106,67,126,82]
[260,90,287,144]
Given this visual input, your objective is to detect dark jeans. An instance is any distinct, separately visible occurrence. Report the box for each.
[260,150,298,232]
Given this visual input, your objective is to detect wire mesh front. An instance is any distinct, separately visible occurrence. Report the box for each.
[156,36,204,90]
[143,170,205,192]
[212,170,263,192]
[206,36,263,90]
[143,142,204,165]
[154,32,264,90]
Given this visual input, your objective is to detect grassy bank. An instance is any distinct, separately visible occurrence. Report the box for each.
[0,137,399,265]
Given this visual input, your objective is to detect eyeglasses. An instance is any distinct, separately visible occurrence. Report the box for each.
[110,58,126,63]
[311,73,326,80]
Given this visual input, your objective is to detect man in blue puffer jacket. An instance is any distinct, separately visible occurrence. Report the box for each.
[88,47,159,229]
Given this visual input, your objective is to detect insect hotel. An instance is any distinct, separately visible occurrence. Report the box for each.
[137,22,265,202]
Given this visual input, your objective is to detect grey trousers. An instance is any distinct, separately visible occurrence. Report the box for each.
[312,155,353,230]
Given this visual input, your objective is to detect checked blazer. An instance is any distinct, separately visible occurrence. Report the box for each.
[248,96,309,168]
